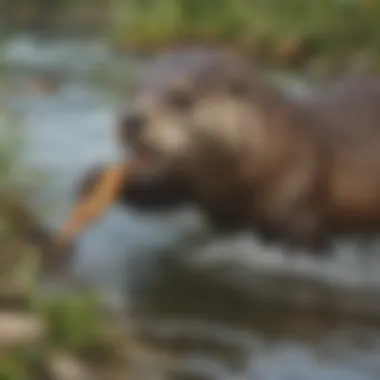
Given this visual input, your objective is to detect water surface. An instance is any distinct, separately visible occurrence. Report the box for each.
[2,34,380,380]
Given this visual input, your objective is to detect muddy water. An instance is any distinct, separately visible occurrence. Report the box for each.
[3,34,380,380]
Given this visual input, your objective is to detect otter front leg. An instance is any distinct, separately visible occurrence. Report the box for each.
[254,149,328,253]
[279,210,331,255]
[253,210,330,254]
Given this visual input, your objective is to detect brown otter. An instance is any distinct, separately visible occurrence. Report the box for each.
[52,49,380,255]
[302,78,380,238]
[115,48,325,250]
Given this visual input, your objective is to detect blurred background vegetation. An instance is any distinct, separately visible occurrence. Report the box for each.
[2,0,380,76]
[0,111,129,379]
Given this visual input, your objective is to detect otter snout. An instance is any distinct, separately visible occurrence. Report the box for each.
[120,111,147,142]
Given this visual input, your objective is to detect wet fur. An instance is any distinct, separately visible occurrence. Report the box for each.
[81,51,380,253]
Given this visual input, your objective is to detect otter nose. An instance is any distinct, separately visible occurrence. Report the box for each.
[122,112,146,139]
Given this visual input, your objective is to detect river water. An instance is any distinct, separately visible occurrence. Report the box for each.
[2,34,380,380]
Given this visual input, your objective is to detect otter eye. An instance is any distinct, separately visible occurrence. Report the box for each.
[168,90,193,111]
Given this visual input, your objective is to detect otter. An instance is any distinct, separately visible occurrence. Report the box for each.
[302,78,380,238]
[114,48,326,250]
[52,49,380,255]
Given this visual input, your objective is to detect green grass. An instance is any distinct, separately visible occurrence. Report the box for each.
[0,111,122,379]
[109,0,380,75]
[5,0,380,75]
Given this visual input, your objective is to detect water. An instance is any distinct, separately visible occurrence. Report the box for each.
[3,34,380,380]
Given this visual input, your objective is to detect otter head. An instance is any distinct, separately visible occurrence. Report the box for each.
[119,48,262,180]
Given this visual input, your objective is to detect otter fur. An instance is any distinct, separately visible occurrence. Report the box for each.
[78,50,380,253]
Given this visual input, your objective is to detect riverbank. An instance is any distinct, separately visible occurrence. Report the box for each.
[108,0,380,79]
[2,1,380,78]
[110,0,380,78]
[0,113,105,378]
[0,111,149,380]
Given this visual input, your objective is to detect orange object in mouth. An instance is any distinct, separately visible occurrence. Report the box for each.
[53,162,130,249]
